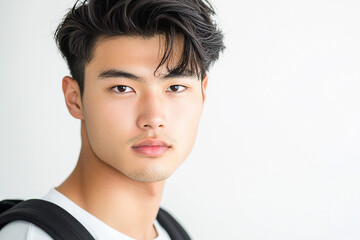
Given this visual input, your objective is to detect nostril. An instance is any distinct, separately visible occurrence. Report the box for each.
[142,123,165,129]
[139,117,166,129]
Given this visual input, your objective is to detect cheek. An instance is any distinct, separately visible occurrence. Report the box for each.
[168,94,203,151]
[84,96,136,150]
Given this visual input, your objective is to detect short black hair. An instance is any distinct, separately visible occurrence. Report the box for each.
[55,0,225,96]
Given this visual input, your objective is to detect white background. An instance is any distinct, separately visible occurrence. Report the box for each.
[1,0,360,239]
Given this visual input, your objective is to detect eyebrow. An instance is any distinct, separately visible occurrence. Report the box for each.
[98,69,143,81]
[161,70,195,79]
[98,69,196,81]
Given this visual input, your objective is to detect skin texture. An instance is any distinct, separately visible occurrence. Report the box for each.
[56,35,207,240]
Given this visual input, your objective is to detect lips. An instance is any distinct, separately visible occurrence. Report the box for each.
[132,139,170,157]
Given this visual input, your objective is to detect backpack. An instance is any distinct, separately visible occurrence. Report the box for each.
[0,199,191,240]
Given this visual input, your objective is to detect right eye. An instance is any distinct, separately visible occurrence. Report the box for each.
[111,85,134,93]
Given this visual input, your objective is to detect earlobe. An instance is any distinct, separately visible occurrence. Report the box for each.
[201,75,208,103]
[62,76,84,120]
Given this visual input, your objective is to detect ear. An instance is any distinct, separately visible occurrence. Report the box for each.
[62,76,84,120]
[201,75,208,103]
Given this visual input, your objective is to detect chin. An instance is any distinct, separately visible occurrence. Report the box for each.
[124,166,175,183]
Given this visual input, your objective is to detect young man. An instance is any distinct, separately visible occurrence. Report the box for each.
[0,0,224,239]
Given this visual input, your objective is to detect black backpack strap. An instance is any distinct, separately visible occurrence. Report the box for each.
[0,199,95,240]
[156,208,191,240]
[0,199,23,213]
[0,199,190,240]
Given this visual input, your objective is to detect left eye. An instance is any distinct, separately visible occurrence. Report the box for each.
[166,85,187,92]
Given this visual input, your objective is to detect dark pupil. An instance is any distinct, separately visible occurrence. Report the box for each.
[170,85,179,91]
[117,86,127,92]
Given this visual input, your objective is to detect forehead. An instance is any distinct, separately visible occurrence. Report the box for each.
[86,35,185,77]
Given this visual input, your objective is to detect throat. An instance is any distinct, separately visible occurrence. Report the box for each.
[56,155,166,240]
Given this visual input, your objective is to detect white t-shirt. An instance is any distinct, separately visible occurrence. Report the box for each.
[0,188,171,240]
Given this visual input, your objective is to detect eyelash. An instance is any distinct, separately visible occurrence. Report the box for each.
[111,85,134,93]
[110,85,188,94]
[166,85,187,93]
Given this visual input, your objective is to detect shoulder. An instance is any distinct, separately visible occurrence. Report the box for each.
[0,220,53,240]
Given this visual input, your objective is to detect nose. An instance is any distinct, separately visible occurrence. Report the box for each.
[136,94,166,130]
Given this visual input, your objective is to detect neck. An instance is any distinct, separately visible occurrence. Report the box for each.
[56,121,165,240]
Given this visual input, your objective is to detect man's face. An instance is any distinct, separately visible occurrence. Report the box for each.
[81,35,207,182]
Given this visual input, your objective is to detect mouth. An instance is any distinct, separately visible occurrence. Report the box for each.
[132,139,171,157]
